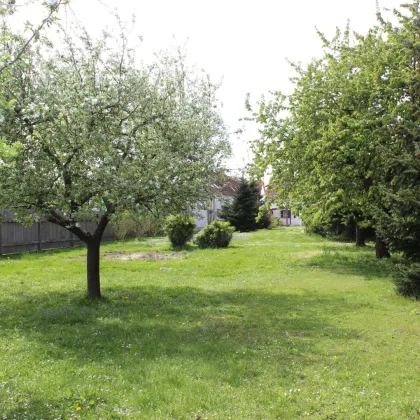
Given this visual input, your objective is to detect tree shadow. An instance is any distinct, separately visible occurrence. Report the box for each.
[1,286,361,366]
[0,284,373,418]
[300,245,395,280]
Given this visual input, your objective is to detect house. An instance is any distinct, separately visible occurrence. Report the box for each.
[194,178,241,230]
[261,185,303,227]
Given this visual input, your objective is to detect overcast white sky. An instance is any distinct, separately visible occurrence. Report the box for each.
[16,0,405,169]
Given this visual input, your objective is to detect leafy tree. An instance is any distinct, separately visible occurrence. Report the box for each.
[249,4,420,259]
[371,1,420,262]
[220,179,261,232]
[0,0,68,128]
[0,23,230,297]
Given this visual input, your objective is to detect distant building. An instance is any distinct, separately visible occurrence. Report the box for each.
[261,184,303,226]
[194,178,241,230]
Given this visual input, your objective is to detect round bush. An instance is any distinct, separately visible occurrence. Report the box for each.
[164,214,196,246]
[194,220,235,249]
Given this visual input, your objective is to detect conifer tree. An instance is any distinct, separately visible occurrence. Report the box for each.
[220,180,261,232]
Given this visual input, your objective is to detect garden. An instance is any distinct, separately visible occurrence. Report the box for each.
[0,227,419,419]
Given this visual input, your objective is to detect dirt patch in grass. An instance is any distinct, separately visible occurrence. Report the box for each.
[103,252,183,261]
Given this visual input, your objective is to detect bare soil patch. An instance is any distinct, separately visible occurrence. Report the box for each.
[103,252,183,261]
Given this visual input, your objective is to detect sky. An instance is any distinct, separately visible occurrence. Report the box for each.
[14,0,405,170]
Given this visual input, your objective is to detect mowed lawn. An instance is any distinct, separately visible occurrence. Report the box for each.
[0,228,419,419]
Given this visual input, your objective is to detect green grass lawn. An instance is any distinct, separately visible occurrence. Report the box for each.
[0,227,419,419]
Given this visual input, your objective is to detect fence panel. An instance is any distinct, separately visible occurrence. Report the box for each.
[1,222,39,254]
[0,216,117,255]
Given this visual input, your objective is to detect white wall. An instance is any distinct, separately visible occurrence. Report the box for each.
[194,197,233,230]
[270,207,302,226]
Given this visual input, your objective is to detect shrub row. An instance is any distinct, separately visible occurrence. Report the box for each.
[164,216,235,249]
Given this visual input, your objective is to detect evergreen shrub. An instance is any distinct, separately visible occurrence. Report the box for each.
[194,220,235,249]
[164,214,196,246]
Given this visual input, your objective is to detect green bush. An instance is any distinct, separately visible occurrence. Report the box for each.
[256,205,272,229]
[194,220,235,249]
[133,215,164,237]
[111,212,164,240]
[394,263,420,300]
[164,214,196,246]
[110,211,136,241]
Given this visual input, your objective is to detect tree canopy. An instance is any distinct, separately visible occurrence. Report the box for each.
[0,16,230,297]
[249,1,420,263]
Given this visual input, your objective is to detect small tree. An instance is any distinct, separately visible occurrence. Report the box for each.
[256,204,272,229]
[0,23,230,297]
[220,179,261,232]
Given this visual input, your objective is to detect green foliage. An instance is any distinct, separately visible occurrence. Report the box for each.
[0,15,230,296]
[220,179,261,232]
[110,212,163,240]
[256,204,272,229]
[164,214,196,246]
[249,2,420,264]
[194,220,235,249]
[110,211,136,241]
[394,263,420,300]
[132,215,164,238]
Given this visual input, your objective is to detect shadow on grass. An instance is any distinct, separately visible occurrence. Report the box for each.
[0,284,372,418]
[299,245,394,280]
[2,287,361,363]
[169,243,198,252]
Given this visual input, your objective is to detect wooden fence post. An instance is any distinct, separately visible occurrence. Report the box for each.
[0,222,3,256]
[38,221,42,251]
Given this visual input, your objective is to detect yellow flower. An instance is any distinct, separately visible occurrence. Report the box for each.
[76,407,81,411]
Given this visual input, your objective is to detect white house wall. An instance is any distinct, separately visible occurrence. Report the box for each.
[194,197,233,230]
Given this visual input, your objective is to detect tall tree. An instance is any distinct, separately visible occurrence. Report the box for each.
[249,9,413,257]
[372,1,420,261]
[0,23,230,297]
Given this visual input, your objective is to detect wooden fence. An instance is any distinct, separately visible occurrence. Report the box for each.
[0,211,115,255]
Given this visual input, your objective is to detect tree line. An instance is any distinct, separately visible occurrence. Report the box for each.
[249,1,420,297]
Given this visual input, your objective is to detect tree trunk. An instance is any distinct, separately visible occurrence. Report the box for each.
[376,237,390,259]
[355,226,366,247]
[87,239,101,298]
[47,210,111,298]
[86,214,109,298]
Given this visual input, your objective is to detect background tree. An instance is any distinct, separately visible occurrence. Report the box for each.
[249,1,420,294]
[0,22,230,297]
[220,179,261,232]
[249,6,419,255]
